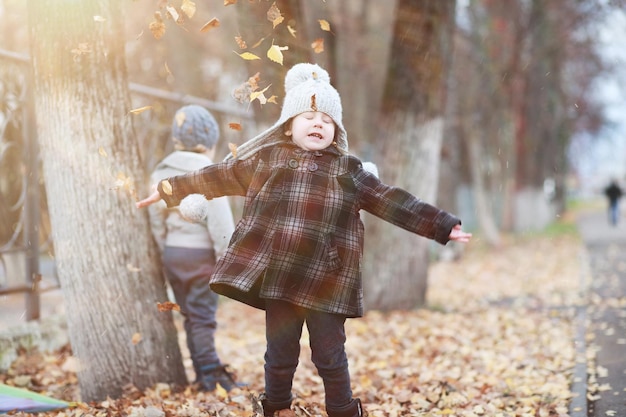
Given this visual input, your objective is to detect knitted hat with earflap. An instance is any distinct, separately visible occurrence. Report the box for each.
[171,104,220,152]
[225,63,348,161]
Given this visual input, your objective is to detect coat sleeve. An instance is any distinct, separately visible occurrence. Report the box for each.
[159,157,257,208]
[352,161,461,245]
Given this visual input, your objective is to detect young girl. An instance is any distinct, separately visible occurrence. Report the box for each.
[137,63,471,417]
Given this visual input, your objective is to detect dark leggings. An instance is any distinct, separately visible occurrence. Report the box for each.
[264,299,353,409]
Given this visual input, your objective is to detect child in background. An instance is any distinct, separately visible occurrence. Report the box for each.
[147,105,238,391]
[138,64,471,417]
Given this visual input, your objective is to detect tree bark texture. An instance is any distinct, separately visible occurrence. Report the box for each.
[363,0,456,311]
[27,0,186,401]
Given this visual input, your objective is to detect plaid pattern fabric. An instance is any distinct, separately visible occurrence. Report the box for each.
[161,142,460,317]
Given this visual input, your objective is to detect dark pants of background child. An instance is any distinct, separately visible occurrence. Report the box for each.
[264,299,353,410]
[163,246,220,378]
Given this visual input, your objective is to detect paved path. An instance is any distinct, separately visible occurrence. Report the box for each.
[576,207,626,417]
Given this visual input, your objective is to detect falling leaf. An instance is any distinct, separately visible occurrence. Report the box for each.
[228,143,238,158]
[93,15,106,22]
[251,36,267,49]
[235,35,247,49]
[229,123,243,131]
[157,301,181,312]
[267,2,284,28]
[250,84,271,105]
[129,105,152,115]
[233,73,261,104]
[200,17,220,32]
[234,51,261,61]
[98,147,108,157]
[131,333,142,345]
[267,43,289,65]
[311,38,324,53]
[224,0,237,4]
[287,25,296,38]
[112,172,138,200]
[161,179,173,195]
[318,19,331,32]
[166,5,182,23]
[175,110,186,127]
[181,0,196,19]
[149,12,166,39]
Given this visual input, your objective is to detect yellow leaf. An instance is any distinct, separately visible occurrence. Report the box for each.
[250,85,271,104]
[161,179,173,195]
[267,95,278,104]
[93,15,106,22]
[228,143,238,158]
[181,0,196,19]
[98,147,108,157]
[129,105,152,115]
[287,25,297,38]
[228,123,243,131]
[132,333,142,345]
[311,38,324,53]
[200,17,220,32]
[215,382,228,399]
[318,19,331,32]
[267,43,288,65]
[234,51,261,61]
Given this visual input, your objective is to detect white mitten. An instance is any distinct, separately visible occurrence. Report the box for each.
[362,161,379,178]
[179,194,210,222]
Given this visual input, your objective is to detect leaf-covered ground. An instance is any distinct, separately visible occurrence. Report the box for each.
[2,233,586,417]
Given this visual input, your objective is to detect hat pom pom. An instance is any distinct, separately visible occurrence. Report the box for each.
[179,194,210,222]
[284,63,330,92]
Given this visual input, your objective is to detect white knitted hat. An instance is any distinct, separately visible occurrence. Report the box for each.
[226,63,347,160]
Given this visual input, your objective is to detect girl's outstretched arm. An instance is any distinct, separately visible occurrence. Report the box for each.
[449,224,472,243]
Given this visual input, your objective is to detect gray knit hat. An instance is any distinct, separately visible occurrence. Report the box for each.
[171,105,220,151]
[226,63,347,160]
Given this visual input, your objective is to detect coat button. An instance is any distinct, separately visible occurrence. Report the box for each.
[308,162,318,172]
[288,158,299,169]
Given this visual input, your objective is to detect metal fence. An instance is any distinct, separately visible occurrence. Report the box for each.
[0,48,255,321]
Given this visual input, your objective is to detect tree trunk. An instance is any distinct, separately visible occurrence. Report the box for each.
[27,0,186,401]
[363,0,456,311]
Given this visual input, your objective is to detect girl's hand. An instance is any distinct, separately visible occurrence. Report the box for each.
[136,188,161,209]
[449,224,472,243]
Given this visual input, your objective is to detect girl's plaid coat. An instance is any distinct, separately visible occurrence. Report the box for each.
[159,141,461,317]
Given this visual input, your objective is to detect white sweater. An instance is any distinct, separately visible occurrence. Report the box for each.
[148,151,235,259]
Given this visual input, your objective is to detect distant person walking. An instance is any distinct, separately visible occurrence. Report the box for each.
[604,179,623,226]
[148,105,238,391]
